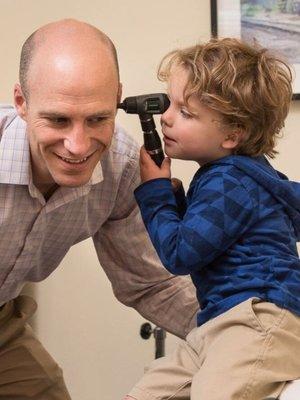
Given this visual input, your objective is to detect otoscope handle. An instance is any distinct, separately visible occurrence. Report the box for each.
[149,152,164,167]
[140,114,164,167]
[144,141,165,167]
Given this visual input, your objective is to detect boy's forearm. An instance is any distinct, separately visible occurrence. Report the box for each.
[172,178,187,217]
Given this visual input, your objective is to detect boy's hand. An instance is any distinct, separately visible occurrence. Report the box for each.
[139,146,171,183]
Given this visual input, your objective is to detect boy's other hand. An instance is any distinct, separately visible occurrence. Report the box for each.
[140,146,171,183]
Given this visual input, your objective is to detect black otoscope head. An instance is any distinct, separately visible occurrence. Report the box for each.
[117,93,169,167]
[117,93,170,115]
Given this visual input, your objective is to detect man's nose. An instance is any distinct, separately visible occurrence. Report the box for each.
[64,126,90,156]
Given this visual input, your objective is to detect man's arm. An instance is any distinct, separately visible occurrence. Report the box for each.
[93,204,198,339]
[92,132,198,338]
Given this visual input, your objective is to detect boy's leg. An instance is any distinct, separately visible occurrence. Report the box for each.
[126,298,300,400]
[127,327,203,400]
[191,298,300,400]
[0,295,71,400]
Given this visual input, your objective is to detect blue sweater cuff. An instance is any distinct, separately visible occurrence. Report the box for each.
[134,178,173,204]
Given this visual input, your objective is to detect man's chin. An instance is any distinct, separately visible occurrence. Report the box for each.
[53,175,91,188]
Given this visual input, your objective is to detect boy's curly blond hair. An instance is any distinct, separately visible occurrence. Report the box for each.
[158,38,293,158]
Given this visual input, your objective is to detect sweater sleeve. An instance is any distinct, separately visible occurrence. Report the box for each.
[134,173,258,275]
[172,178,187,218]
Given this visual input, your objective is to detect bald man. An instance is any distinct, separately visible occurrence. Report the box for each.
[0,19,197,399]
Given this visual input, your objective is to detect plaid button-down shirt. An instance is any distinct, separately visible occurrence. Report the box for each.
[0,105,197,338]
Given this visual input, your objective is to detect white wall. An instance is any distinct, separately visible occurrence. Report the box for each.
[1,1,299,399]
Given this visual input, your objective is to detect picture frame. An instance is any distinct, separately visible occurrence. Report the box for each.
[210,0,300,100]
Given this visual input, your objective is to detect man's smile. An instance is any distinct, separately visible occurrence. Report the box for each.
[54,151,96,165]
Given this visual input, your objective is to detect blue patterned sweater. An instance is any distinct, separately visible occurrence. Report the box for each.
[134,155,300,326]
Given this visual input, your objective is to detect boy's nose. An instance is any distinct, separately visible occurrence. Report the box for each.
[161,107,173,127]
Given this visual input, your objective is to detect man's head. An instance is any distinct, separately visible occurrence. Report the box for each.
[158,37,293,159]
[14,19,122,193]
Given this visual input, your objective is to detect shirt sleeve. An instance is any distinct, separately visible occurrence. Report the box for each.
[134,173,258,275]
[92,153,198,339]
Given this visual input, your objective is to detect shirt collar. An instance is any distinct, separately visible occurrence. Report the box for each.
[0,112,30,185]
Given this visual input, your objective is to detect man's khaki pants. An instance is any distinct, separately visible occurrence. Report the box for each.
[129,298,300,400]
[0,295,71,399]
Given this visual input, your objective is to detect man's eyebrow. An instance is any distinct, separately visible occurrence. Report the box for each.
[38,110,114,118]
[38,112,69,118]
[87,111,114,118]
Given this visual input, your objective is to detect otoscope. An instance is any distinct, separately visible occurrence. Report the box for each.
[117,93,170,167]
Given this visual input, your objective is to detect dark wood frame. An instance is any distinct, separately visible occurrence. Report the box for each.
[210,0,300,100]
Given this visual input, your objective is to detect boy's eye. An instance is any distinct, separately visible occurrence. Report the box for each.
[180,109,193,119]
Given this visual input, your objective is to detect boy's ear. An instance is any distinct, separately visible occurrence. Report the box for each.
[222,130,245,150]
[14,84,28,121]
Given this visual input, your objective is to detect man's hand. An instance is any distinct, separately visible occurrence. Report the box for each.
[139,146,171,183]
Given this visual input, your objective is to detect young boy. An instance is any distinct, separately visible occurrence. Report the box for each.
[125,38,300,400]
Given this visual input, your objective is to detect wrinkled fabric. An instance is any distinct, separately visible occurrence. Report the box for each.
[0,105,198,338]
[135,155,300,326]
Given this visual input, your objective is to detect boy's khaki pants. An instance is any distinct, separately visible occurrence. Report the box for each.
[0,295,71,399]
[129,298,300,400]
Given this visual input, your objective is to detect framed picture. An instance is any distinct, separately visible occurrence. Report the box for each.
[211,0,300,99]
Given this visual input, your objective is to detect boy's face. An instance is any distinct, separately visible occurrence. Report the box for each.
[161,67,235,165]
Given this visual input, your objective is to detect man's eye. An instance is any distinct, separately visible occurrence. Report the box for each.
[88,116,105,124]
[49,117,68,125]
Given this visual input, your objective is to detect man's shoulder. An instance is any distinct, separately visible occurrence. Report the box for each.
[99,124,141,188]
[0,104,17,119]
[0,105,22,136]
[109,123,140,162]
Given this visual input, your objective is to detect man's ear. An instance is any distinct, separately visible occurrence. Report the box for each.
[14,84,28,121]
[117,82,122,105]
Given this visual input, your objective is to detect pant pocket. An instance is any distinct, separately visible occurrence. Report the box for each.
[247,297,285,335]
